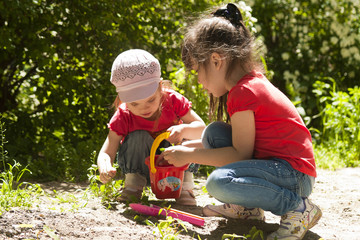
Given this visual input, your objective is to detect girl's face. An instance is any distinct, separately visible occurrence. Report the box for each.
[194,60,228,98]
[126,87,162,120]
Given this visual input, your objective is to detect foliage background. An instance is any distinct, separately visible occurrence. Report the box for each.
[1,0,359,181]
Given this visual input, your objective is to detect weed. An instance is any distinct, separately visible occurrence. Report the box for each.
[222,226,264,240]
[0,161,43,215]
[146,214,188,240]
[86,154,124,206]
[41,225,60,240]
[0,114,7,171]
[0,116,43,215]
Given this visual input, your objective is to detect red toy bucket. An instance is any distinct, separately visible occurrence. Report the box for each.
[145,132,189,199]
[145,155,189,199]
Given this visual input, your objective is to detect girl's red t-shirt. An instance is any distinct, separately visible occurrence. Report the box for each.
[108,89,192,140]
[227,71,316,177]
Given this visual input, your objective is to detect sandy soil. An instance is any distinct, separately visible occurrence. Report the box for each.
[0,168,359,240]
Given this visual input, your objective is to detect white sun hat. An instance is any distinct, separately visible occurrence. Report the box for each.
[110,49,161,103]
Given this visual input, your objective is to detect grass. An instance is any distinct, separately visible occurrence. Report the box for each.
[0,160,44,216]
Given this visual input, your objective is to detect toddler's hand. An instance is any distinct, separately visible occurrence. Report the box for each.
[166,125,186,144]
[99,163,117,184]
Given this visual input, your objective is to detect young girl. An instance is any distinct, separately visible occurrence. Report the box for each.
[162,3,322,239]
[97,49,205,206]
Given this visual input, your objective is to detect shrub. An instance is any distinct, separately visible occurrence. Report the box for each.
[312,79,360,168]
[251,0,360,122]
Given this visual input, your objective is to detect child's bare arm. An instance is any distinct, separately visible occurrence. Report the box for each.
[182,139,204,148]
[167,109,205,144]
[97,130,122,184]
[164,110,255,167]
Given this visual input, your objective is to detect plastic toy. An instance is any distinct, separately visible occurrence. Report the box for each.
[145,132,189,199]
[129,203,205,227]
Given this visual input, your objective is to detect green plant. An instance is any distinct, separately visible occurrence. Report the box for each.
[1,0,224,182]
[42,225,60,240]
[0,160,42,215]
[86,156,126,207]
[0,115,7,172]
[1,164,43,212]
[313,143,345,170]
[251,0,360,121]
[146,214,188,240]
[222,226,264,240]
[0,117,43,215]
[312,79,360,168]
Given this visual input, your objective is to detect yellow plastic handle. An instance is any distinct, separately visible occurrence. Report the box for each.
[150,132,170,174]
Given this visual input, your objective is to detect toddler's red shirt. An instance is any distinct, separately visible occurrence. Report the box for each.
[108,89,192,140]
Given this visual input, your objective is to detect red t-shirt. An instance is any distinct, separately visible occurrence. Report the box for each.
[227,71,316,177]
[108,89,192,140]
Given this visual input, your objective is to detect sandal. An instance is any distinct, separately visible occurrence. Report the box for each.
[116,187,143,202]
[176,189,197,206]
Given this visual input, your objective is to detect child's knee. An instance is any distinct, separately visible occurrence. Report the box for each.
[202,121,232,149]
[205,169,227,197]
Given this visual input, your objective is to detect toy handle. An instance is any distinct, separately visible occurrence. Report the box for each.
[150,131,170,174]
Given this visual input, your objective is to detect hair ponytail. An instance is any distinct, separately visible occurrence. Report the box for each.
[212,3,244,29]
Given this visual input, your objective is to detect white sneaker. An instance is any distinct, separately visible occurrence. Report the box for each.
[203,203,265,221]
[267,198,322,240]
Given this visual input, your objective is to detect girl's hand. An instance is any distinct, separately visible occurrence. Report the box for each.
[166,125,186,144]
[162,145,192,167]
[98,161,117,184]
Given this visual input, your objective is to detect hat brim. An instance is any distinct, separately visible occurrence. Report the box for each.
[117,80,160,103]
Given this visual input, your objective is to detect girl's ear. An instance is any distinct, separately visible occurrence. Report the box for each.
[210,52,223,70]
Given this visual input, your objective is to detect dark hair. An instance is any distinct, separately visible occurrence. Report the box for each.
[182,3,263,122]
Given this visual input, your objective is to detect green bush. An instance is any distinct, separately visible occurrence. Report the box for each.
[312,79,360,168]
[0,0,224,181]
[251,0,360,121]
[2,0,359,181]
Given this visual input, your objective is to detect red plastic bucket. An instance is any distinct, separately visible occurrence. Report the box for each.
[145,155,189,199]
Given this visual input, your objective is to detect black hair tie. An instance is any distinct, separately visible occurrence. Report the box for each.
[213,3,243,28]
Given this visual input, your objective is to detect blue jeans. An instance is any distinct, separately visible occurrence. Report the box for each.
[118,130,199,182]
[202,122,315,216]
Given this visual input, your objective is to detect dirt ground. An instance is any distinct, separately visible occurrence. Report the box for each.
[0,168,359,240]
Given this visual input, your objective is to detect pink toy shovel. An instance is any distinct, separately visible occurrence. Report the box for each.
[129,203,205,227]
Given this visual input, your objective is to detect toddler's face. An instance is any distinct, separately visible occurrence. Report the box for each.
[126,88,162,120]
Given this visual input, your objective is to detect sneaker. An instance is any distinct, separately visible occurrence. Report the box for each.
[203,203,265,221]
[116,187,143,202]
[176,190,197,206]
[267,198,322,240]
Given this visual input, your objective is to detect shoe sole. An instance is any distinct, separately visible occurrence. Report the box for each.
[299,207,323,239]
[309,207,322,229]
